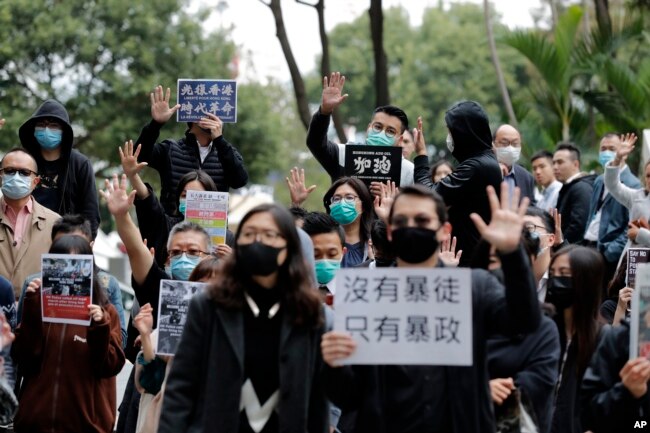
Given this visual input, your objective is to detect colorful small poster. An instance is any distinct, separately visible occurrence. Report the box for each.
[334,267,473,365]
[344,145,403,187]
[41,254,94,326]
[185,190,229,247]
[156,280,207,356]
[176,79,237,123]
[627,248,650,288]
[630,264,650,359]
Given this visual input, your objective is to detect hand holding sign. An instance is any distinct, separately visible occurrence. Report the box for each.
[321,331,357,368]
[88,304,104,323]
[620,357,650,398]
[470,183,529,254]
[151,85,180,124]
[198,112,223,140]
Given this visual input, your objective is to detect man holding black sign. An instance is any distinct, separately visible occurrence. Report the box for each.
[306,72,414,193]
[321,183,541,432]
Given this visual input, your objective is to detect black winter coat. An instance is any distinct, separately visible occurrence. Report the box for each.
[136,120,248,215]
[19,99,100,238]
[556,174,597,244]
[414,101,502,267]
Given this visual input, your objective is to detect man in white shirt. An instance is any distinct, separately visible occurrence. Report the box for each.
[531,150,562,212]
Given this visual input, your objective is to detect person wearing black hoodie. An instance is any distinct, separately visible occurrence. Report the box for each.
[18,99,100,239]
[413,101,503,267]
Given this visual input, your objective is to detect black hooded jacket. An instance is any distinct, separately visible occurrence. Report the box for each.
[414,101,502,266]
[556,173,597,244]
[19,100,100,239]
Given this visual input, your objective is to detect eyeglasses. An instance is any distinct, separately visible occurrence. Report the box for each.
[330,194,358,205]
[239,230,284,245]
[496,140,521,147]
[34,119,63,130]
[371,122,398,139]
[168,249,209,260]
[1,167,38,177]
[524,223,548,234]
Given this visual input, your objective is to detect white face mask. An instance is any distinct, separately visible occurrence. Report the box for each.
[496,145,521,167]
[446,133,454,153]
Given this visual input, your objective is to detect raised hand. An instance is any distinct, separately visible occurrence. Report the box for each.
[439,236,463,268]
[613,132,638,166]
[197,112,223,140]
[320,72,348,115]
[286,167,316,207]
[100,174,136,217]
[552,208,564,246]
[373,180,398,223]
[413,116,427,157]
[119,140,148,178]
[470,183,529,254]
[150,85,180,124]
[133,303,154,336]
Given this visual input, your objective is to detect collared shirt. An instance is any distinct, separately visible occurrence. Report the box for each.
[564,172,582,185]
[537,271,548,303]
[503,165,516,195]
[197,142,213,163]
[535,180,563,212]
[584,187,609,242]
[1,197,33,247]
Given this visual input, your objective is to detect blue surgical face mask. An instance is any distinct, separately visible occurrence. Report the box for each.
[34,127,62,150]
[599,150,616,168]
[1,172,33,200]
[166,253,201,281]
[315,259,341,285]
[366,128,395,146]
[179,199,186,216]
[330,201,359,225]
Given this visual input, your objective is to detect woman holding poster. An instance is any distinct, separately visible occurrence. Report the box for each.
[159,203,328,433]
[11,235,125,433]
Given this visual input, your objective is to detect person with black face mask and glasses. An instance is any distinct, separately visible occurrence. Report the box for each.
[321,183,541,433]
[158,203,328,433]
[545,245,605,433]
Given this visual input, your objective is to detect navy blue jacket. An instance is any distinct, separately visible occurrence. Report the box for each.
[585,168,640,263]
[512,164,537,206]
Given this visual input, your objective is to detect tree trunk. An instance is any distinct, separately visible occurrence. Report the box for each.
[483,0,518,127]
[548,0,558,29]
[300,0,348,142]
[594,0,612,37]
[262,0,312,130]
[369,0,389,107]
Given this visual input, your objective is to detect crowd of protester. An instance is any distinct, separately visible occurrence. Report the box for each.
[0,71,647,432]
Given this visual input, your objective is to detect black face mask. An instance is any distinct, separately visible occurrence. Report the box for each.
[374,257,396,268]
[237,242,285,276]
[545,276,574,310]
[391,227,439,264]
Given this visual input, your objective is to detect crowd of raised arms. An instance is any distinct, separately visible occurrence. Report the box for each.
[0,72,648,433]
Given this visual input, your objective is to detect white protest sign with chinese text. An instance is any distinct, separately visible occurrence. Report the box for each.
[177,79,237,123]
[334,267,472,365]
[185,190,229,246]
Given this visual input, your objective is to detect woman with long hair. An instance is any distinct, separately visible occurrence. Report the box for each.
[546,245,604,433]
[158,203,328,433]
[12,235,125,433]
[323,177,374,267]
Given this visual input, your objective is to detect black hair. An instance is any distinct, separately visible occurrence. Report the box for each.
[370,219,392,258]
[175,170,217,216]
[555,142,581,163]
[302,212,345,247]
[209,203,322,327]
[289,206,309,222]
[323,177,373,248]
[52,214,92,241]
[188,257,221,282]
[429,159,454,183]
[373,105,409,133]
[388,184,448,225]
[1,148,38,172]
[525,206,554,234]
[49,235,108,307]
[531,150,553,164]
[167,221,212,252]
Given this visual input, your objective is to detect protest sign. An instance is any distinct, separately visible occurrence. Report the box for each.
[41,254,94,326]
[176,79,237,123]
[184,190,229,246]
[156,280,207,356]
[627,248,650,288]
[344,145,403,187]
[630,264,650,358]
[334,267,472,365]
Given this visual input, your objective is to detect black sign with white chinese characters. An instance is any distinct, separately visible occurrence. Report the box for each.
[344,145,403,187]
